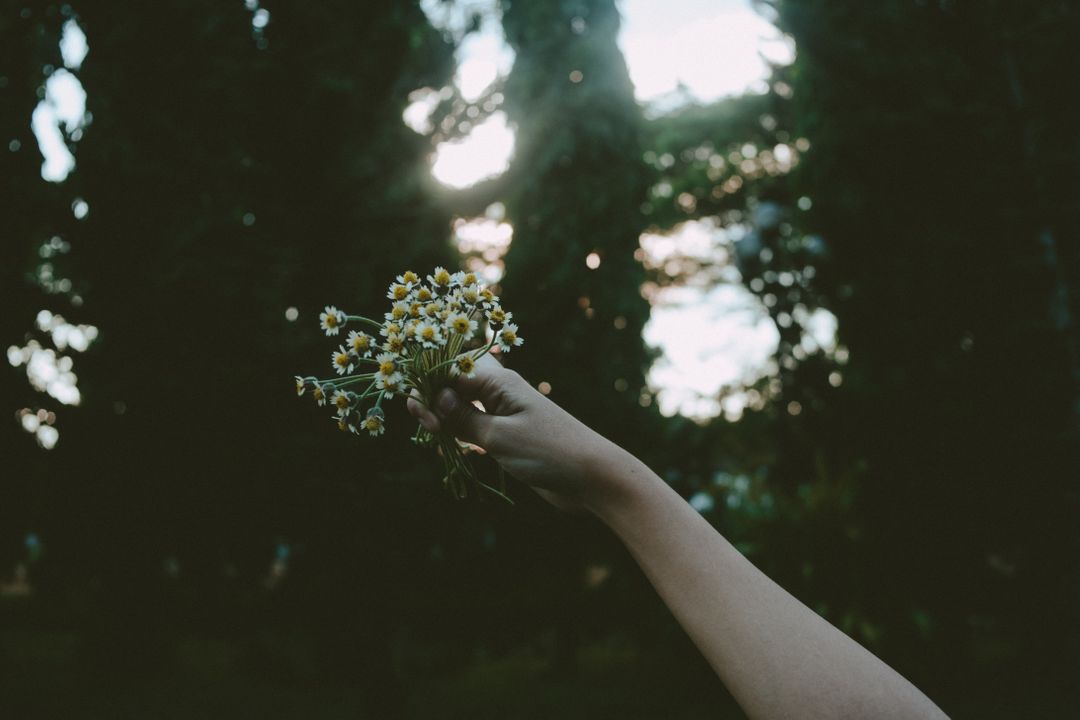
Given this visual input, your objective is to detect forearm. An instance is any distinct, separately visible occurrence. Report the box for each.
[582,442,948,720]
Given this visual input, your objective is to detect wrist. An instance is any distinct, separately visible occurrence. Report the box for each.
[579,440,661,526]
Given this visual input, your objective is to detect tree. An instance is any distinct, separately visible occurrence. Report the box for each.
[7,2,458,713]
[498,0,651,441]
[769,0,1080,712]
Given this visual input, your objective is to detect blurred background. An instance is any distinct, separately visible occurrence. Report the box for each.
[2,0,1078,717]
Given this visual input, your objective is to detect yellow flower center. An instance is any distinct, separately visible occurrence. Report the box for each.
[424,304,439,318]
[417,287,432,302]
[325,313,338,327]
[409,303,422,318]
[456,356,475,373]
[434,269,451,286]
[379,360,395,375]
[501,329,517,343]
[352,335,369,351]
[481,289,494,302]
[489,308,505,323]
[421,326,436,340]
[387,336,404,353]
[392,284,409,300]
[463,273,477,285]
[313,387,324,400]
[391,305,406,320]
[402,271,418,284]
[386,323,401,335]
[335,353,350,367]
[452,317,470,334]
[335,394,349,409]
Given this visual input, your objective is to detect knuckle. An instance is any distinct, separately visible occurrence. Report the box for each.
[447,401,475,428]
[500,368,525,387]
[475,419,499,452]
[447,403,468,425]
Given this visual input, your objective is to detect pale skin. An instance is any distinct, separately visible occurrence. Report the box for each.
[407,354,949,720]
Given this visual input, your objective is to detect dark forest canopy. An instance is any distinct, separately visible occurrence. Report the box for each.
[2,1,1078,717]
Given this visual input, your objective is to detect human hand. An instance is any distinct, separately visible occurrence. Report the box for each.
[406,354,615,511]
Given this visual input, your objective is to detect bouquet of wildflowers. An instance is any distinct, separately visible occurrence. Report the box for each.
[295,267,523,501]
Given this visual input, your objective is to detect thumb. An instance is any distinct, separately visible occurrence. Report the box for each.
[435,387,495,448]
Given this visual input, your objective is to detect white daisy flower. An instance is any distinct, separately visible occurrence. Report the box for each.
[497,322,523,352]
[414,285,433,303]
[387,282,412,302]
[460,284,481,306]
[397,270,420,286]
[447,312,478,338]
[331,390,353,417]
[385,301,410,323]
[375,352,398,378]
[450,354,478,379]
[486,307,511,329]
[331,346,353,375]
[428,266,452,291]
[376,371,405,398]
[421,300,444,320]
[295,375,314,396]
[362,408,386,437]
[380,321,403,338]
[347,330,373,358]
[320,305,346,335]
[415,320,444,349]
[311,383,330,407]
[383,333,406,355]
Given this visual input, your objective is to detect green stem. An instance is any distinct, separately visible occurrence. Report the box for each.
[346,315,384,332]
[471,331,500,363]
[318,373,376,386]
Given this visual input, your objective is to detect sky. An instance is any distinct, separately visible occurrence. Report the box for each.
[618,0,793,106]
[420,0,794,188]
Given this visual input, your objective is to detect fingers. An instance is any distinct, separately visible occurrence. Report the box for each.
[433,387,496,448]
[450,353,505,397]
[406,353,512,446]
[407,393,441,433]
[406,379,500,448]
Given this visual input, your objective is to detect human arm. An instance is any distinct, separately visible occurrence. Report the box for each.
[407,355,949,720]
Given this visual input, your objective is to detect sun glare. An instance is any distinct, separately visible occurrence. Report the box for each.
[431,111,515,188]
